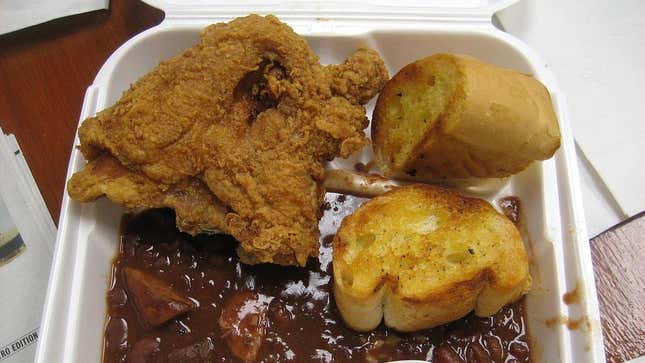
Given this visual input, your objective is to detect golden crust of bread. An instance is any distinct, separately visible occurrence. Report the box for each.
[372,53,561,179]
[332,184,531,332]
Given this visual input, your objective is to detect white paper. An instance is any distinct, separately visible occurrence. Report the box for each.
[626,356,645,363]
[0,129,56,363]
[497,0,645,235]
[0,199,48,363]
[576,143,625,237]
[0,0,109,35]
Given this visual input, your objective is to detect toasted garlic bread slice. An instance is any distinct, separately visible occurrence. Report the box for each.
[333,184,530,332]
[372,53,561,179]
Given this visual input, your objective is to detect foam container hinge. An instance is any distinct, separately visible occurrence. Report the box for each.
[35,1,605,362]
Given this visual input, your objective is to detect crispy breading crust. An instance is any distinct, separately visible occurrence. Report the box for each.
[67,15,388,266]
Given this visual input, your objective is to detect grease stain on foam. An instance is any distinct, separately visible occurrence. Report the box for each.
[563,281,581,305]
[527,334,545,363]
[544,315,592,331]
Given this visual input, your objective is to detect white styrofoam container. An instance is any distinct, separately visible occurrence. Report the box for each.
[36,1,605,362]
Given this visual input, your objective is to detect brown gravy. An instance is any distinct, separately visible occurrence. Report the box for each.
[497,196,522,225]
[103,194,530,363]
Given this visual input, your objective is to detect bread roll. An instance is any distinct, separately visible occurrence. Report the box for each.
[333,184,530,332]
[372,53,561,179]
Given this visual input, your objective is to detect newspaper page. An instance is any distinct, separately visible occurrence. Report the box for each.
[0,129,56,363]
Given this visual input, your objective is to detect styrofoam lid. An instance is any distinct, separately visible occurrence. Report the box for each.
[142,0,519,18]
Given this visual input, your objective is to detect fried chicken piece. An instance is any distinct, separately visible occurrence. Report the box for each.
[219,292,271,362]
[67,15,388,266]
[68,154,227,234]
[123,267,195,327]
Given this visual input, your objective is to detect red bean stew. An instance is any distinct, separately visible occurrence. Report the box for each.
[103,194,530,363]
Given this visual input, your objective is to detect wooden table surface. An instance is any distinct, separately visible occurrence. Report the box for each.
[0,1,642,362]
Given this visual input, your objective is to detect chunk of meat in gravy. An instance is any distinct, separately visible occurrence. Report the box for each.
[218,292,273,363]
[127,337,160,363]
[466,341,492,363]
[123,267,194,327]
[166,337,215,363]
[433,344,464,363]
